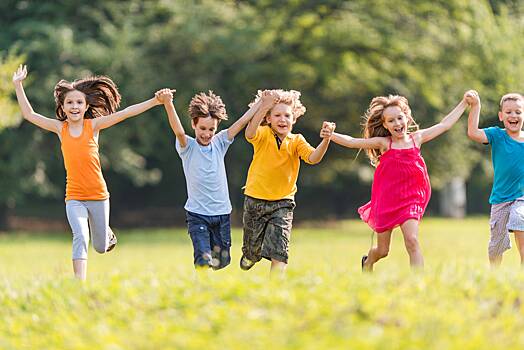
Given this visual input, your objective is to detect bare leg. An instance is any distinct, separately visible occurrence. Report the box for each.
[270,259,287,275]
[363,230,392,272]
[400,219,424,269]
[514,231,524,265]
[73,259,87,280]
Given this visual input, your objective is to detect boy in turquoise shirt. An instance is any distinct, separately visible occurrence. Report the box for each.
[467,92,524,266]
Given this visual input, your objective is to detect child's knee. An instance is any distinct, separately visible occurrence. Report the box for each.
[404,235,419,252]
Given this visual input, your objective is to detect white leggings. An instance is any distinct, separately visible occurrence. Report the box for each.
[66,199,110,260]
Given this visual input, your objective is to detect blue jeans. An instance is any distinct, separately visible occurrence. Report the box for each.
[185,211,231,269]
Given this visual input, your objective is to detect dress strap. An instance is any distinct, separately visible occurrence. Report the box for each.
[409,133,418,149]
[388,136,393,149]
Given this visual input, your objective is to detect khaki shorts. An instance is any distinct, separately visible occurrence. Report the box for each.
[241,196,295,264]
[489,197,524,257]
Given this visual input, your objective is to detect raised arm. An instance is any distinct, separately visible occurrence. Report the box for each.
[417,91,474,144]
[12,65,62,134]
[91,92,166,132]
[227,99,262,140]
[466,91,486,144]
[245,91,278,139]
[157,89,188,147]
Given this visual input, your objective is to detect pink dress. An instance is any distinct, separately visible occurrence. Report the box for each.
[358,135,431,232]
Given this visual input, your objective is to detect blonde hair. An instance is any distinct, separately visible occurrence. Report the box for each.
[249,89,306,124]
[499,93,524,110]
[362,95,419,166]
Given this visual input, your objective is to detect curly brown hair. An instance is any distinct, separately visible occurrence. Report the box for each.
[362,95,419,166]
[249,89,306,124]
[188,91,228,124]
[54,76,121,121]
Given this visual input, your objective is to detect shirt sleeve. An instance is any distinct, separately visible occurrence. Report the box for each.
[176,135,195,156]
[483,127,498,145]
[246,125,265,145]
[295,134,315,164]
[215,129,233,153]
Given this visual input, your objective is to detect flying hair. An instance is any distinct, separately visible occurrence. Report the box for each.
[362,95,419,166]
[54,76,121,121]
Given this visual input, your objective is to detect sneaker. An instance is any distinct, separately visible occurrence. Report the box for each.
[361,255,368,271]
[240,254,255,271]
[106,229,117,252]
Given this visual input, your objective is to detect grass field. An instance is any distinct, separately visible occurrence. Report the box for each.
[1,217,524,349]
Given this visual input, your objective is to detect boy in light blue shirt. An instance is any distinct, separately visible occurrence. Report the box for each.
[467,92,524,266]
[157,89,266,269]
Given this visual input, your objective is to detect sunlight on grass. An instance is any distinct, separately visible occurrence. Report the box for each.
[1,218,524,349]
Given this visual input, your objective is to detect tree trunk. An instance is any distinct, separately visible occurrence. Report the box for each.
[439,177,466,218]
[0,203,9,231]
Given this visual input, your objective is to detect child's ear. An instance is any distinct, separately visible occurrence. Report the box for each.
[191,118,197,129]
[498,111,504,122]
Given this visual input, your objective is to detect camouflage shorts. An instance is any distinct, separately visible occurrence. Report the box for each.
[241,196,295,264]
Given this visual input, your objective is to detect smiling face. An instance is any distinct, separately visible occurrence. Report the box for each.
[266,103,295,138]
[499,99,524,136]
[382,105,409,139]
[191,116,219,146]
[62,90,88,122]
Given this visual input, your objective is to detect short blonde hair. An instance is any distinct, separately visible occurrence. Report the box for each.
[249,89,306,121]
[499,93,524,110]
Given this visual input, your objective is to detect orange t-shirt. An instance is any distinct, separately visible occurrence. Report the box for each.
[61,119,109,201]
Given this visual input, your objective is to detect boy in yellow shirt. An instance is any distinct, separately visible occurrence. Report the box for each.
[241,90,335,273]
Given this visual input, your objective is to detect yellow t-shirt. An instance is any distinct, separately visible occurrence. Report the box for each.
[244,125,315,200]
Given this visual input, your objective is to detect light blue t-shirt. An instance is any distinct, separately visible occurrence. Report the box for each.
[484,126,524,204]
[176,129,233,216]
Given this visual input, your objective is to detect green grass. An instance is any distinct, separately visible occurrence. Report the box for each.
[2,218,524,349]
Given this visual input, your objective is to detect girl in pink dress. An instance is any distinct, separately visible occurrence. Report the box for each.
[327,91,476,271]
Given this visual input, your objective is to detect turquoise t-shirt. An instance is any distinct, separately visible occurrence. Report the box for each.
[176,129,233,216]
[484,126,524,204]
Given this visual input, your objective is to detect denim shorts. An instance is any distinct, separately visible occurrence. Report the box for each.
[186,211,231,269]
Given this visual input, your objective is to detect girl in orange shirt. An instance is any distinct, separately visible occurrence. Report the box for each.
[12,64,171,280]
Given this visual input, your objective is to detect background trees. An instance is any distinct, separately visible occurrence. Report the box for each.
[1,0,522,229]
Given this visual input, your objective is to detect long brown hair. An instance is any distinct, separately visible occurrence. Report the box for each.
[362,95,419,166]
[54,76,121,121]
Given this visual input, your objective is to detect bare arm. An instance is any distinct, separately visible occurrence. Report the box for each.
[417,92,474,144]
[157,89,188,148]
[227,100,261,140]
[308,138,331,164]
[330,132,388,150]
[12,65,62,134]
[466,92,486,143]
[245,91,278,139]
[307,121,336,164]
[92,96,162,131]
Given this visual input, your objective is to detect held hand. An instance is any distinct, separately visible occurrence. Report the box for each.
[464,90,480,106]
[155,88,175,104]
[259,90,278,110]
[12,64,28,84]
[320,121,336,139]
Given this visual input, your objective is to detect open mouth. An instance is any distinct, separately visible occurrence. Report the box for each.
[394,126,405,133]
[508,120,519,126]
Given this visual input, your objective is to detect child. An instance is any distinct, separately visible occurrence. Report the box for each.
[240,89,335,273]
[329,91,475,271]
[467,92,524,266]
[12,64,167,280]
[158,89,265,270]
